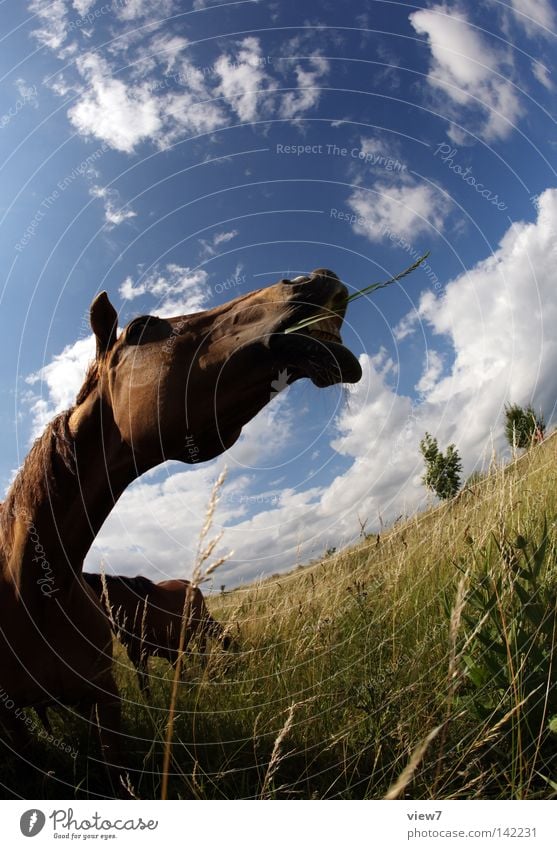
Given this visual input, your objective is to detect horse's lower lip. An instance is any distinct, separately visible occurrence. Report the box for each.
[269,333,362,386]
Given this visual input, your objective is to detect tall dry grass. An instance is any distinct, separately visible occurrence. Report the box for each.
[3,435,556,798]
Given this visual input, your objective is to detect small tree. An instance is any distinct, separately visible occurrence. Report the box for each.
[419,432,462,500]
[505,403,545,450]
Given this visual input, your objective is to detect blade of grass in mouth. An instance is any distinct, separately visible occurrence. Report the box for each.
[283,251,430,334]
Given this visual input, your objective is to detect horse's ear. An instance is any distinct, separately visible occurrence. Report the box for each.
[90,292,118,357]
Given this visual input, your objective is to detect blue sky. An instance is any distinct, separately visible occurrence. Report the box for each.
[1,0,556,586]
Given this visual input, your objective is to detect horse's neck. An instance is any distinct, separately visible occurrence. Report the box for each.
[3,393,138,595]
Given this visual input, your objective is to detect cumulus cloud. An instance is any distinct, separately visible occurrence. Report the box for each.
[89,184,137,227]
[192,0,228,8]
[114,0,175,20]
[156,58,226,142]
[347,179,450,242]
[280,55,330,119]
[415,349,444,395]
[89,462,240,583]
[409,4,523,142]
[119,263,211,314]
[413,190,557,416]
[213,230,238,247]
[357,134,405,168]
[68,53,163,153]
[531,60,554,90]
[214,37,277,123]
[72,0,95,14]
[15,78,39,108]
[509,0,556,38]
[30,8,331,152]
[29,0,69,52]
[26,334,96,437]
[199,229,239,257]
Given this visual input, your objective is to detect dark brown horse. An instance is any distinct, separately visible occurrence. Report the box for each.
[83,574,232,694]
[0,269,361,795]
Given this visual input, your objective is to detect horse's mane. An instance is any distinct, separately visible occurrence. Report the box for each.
[75,361,100,406]
[0,410,77,548]
[0,361,101,552]
[83,572,155,599]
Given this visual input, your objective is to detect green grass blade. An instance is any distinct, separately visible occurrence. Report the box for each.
[346,251,431,302]
[283,251,430,334]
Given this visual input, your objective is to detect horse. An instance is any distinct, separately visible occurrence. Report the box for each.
[83,573,233,694]
[0,269,361,796]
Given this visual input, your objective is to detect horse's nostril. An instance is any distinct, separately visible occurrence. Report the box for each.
[310,268,340,283]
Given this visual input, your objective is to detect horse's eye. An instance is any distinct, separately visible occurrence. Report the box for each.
[126,315,160,344]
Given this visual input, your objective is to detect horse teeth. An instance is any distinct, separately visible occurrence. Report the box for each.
[301,315,343,344]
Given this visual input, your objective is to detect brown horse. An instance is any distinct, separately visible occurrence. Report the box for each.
[83,573,232,694]
[0,269,361,795]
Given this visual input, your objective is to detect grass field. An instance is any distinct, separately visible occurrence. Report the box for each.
[2,437,556,799]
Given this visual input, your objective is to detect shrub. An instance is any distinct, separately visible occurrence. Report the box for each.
[505,403,545,450]
[420,432,462,500]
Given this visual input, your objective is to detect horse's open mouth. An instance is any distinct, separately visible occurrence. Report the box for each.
[270,311,362,387]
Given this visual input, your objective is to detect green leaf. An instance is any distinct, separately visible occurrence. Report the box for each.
[514,582,534,608]
[462,656,488,688]
[532,519,548,581]
[524,602,550,630]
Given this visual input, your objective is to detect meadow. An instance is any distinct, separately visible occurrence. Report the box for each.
[2,436,556,800]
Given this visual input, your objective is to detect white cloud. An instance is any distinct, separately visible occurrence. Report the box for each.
[199,229,239,257]
[159,93,225,144]
[214,37,277,123]
[29,0,69,52]
[72,0,95,13]
[509,0,556,37]
[213,229,238,246]
[531,60,554,91]
[414,190,557,415]
[115,0,175,19]
[34,19,330,151]
[224,387,295,468]
[147,33,190,75]
[359,134,404,164]
[280,55,330,119]
[89,461,239,582]
[119,263,211,314]
[192,0,227,8]
[90,185,137,227]
[68,53,163,153]
[389,189,557,466]
[26,334,95,437]
[15,78,39,107]
[409,4,523,142]
[415,350,444,395]
[347,179,450,242]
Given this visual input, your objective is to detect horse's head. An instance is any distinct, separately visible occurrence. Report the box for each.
[84,269,362,464]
